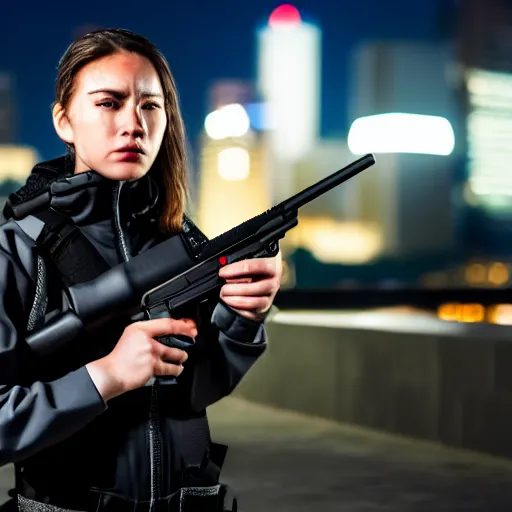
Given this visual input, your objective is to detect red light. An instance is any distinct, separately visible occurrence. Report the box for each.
[268,4,301,28]
[219,256,227,266]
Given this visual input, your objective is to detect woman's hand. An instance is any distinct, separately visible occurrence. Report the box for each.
[218,252,283,322]
[86,317,197,401]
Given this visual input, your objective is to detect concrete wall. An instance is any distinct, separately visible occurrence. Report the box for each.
[233,310,512,459]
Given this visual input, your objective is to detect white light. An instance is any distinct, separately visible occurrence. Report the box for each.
[467,68,512,100]
[217,148,250,181]
[465,67,512,204]
[204,104,250,140]
[347,113,455,156]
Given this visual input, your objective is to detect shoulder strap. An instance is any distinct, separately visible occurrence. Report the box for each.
[19,211,208,333]
[37,218,110,288]
[13,211,112,335]
[12,216,50,333]
[13,208,111,286]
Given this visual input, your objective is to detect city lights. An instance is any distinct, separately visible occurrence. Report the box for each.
[268,4,301,29]
[217,147,250,181]
[0,145,40,181]
[437,303,486,323]
[347,113,455,156]
[204,104,250,140]
[466,67,512,204]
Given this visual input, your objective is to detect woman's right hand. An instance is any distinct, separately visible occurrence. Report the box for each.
[86,317,198,401]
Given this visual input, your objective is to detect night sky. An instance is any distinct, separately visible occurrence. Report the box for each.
[0,0,447,162]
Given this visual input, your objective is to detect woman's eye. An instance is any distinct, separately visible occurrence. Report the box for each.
[97,100,119,109]
[142,103,160,110]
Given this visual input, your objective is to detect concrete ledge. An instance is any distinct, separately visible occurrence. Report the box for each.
[233,310,512,459]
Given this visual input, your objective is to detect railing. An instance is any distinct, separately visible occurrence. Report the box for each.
[273,287,512,311]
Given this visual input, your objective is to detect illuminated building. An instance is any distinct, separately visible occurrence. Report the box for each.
[196,87,271,239]
[346,40,459,258]
[285,140,383,265]
[464,69,512,205]
[456,0,512,256]
[0,145,39,181]
[0,145,40,208]
[256,4,321,202]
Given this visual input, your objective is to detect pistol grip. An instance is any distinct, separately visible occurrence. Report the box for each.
[145,308,196,350]
[155,333,196,350]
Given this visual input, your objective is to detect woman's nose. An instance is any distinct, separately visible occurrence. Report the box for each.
[120,106,144,137]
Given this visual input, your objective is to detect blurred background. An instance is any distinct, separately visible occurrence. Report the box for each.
[1,0,512,324]
[4,1,512,509]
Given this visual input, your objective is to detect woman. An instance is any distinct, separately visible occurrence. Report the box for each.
[0,28,282,511]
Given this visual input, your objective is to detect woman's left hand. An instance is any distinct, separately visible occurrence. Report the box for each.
[218,252,283,322]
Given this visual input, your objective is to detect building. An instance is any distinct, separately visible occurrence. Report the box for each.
[0,144,40,209]
[285,139,384,266]
[195,81,271,239]
[456,0,512,255]
[256,4,322,203]
[346,40,460,259]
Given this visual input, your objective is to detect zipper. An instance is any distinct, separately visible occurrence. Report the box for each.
[148,381,162,511]
[113,182,131,263]
[112,182,162,509]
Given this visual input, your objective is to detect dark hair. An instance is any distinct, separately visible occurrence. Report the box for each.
[54,28,188,234]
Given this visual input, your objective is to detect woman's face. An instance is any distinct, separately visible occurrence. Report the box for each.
[53,51,167,181]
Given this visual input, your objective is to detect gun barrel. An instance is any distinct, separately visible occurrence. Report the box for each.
[278,153,375,213]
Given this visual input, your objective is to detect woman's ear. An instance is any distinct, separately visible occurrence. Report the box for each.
[52,103,74,145]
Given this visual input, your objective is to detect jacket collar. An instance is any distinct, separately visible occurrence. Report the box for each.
[4,155,161,226]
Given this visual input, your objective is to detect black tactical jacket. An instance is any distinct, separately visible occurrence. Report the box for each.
[0,156,267,510]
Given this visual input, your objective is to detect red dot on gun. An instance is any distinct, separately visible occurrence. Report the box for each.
[218,255,227,266]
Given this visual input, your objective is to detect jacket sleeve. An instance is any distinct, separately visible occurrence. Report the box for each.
[189,300,268,411]
[0,223,107,467]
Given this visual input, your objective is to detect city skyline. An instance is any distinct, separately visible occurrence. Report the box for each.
[0,0,448,161]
